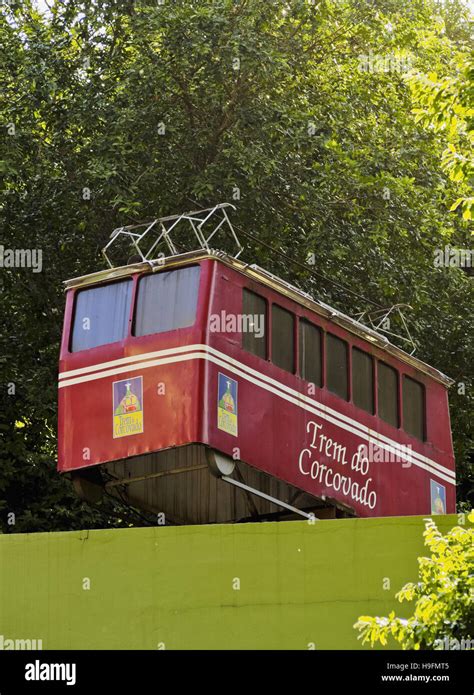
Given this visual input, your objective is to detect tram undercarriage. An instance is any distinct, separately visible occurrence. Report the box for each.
[71,445,355,524]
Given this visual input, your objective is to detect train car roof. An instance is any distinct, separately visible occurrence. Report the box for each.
[63,250,454,387]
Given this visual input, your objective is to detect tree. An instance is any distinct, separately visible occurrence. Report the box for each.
[0,0,472,531]
[408,52,473,221]
[354,515,474,649]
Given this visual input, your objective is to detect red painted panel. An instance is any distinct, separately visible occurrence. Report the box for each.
[58,258,456,517]
[57,263,213,472]
[204,262,456,517]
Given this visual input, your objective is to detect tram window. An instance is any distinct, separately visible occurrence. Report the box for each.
[242,289,267,359]
[71,280,132,352]
[299,320,322,387]
[403,376,425,440]
[134,266,200,337]
[326,334,348,400]
[378,362,399,427]
[272,304,295,373]
[352,347,374,413]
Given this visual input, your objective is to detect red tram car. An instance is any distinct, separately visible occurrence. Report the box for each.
[58,205,456,523]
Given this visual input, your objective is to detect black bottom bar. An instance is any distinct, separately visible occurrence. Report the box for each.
[0,649,469,693]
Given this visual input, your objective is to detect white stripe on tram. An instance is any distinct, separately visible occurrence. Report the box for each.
[58,344,456,485]
[58,344,203,380]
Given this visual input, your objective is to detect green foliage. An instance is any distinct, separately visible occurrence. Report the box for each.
[408,52,473,220]
[0,0,472,531]
[354,514,474,649]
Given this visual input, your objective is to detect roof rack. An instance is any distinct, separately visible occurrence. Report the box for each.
[353,305,417,355]
[249,264,416,355]
[102,203,243,268]
[101,203,418,357]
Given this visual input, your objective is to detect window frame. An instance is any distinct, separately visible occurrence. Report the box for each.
[132,265,201,339]
[377,360,400,429]
[298,318,322,388]
[69,278,133,353]
[351,346,375,415]
[271,302,296,374]
[241,287,268,360]
[325,332,349,401]
[402,374,426,441]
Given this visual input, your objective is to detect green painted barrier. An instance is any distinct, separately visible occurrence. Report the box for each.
[0,514,467,650]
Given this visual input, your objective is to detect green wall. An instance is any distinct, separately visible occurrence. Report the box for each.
[0,514,466,650]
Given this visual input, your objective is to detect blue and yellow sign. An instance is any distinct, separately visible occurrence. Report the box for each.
[217,373,238,436]
[430,479,446,514]
[113,376,144,439]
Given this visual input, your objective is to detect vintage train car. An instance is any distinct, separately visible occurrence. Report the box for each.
[58,220,456,524]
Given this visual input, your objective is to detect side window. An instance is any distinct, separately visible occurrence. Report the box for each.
[71,280,132,352]
[134,266,200,337]
[378,362,399,427]
[326,334,348,400]
[352,347,374,413]
[272,304,295,373]
[403,376,425,440]
[242,289,267,359]
[299,320,322,387]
